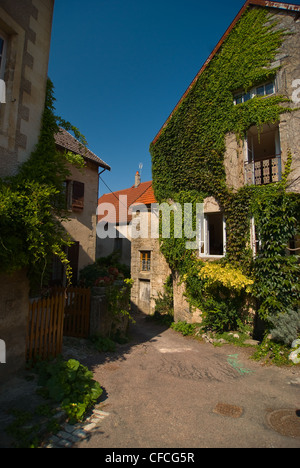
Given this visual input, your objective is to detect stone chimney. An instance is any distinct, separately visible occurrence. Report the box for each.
[135,171,141,188]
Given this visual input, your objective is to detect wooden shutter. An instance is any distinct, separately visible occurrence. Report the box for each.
[68,241,80,285]
[72,181,84,210]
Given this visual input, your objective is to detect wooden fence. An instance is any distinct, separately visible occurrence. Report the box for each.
[26,287,91,362]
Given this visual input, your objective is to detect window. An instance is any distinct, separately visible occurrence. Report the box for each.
[140,251,151,271]
[245,124,281,185]
[0,34,7,79]
[65,180,85,211]
[199,213,226,257]
[0,34,7,104]
[233,81,275,105]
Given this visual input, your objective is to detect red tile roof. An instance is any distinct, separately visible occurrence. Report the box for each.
[152,0,300,145]
[132,184,157,206]
[98,180,153,224]
[55,127,111,170]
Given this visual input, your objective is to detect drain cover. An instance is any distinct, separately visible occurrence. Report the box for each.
[213,403,243,418]
[267,409,300,439]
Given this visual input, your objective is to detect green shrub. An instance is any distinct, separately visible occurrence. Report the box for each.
[171,321,196,336]
[201,297,248,334]
[154,274,174,318]
[35,358,102,424]
[79,253,130,288]
[90,335,116,352]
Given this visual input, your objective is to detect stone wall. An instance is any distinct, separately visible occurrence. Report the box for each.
[0,270,29,383]
[0,0,54,178]
[172,272,202,324]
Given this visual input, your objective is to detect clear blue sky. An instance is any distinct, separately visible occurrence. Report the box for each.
[48,0,300,195]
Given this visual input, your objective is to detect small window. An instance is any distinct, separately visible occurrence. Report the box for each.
[140,251,151,271]
[72,181,84,210]
[234,81,275,105]
[64,180,85,211]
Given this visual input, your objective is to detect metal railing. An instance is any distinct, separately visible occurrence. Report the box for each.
[245,155,281,186]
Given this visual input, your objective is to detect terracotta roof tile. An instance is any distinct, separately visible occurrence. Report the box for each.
[98,180,153,224]
[132,184,157,206]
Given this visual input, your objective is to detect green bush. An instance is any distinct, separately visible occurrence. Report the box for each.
[154,274,174,318]
[201,296,248,334]
[171,321,196,336]
[35,358,102,424]
[79,253,130,288]
[90,335,116,352]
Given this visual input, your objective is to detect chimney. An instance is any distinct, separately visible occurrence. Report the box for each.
[135,171,141,188]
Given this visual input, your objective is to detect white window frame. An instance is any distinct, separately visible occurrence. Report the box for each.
[199,212,226,258]
[233,80,275,105]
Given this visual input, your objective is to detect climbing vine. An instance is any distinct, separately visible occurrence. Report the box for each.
[150,7,300,331]
[0,79,86,288]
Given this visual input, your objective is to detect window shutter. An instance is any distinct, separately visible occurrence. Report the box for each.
[68,241,80,285]
[72,181,84,210]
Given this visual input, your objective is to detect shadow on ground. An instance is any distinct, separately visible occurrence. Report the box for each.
[0,311,168,447]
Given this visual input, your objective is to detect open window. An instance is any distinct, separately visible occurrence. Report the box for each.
[199,212,226,258]
[245,124,281,185]
[65,180,85,211]
[0,33,7,103]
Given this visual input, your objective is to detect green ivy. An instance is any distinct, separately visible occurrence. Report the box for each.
[150,7,300,328]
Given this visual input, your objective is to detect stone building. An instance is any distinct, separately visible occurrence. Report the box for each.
[97,174,171,315]
[151,0,300,323]
[54,128,110,285]
[0,0,55,380]
[97,171,152,267]
[130,183,171,315]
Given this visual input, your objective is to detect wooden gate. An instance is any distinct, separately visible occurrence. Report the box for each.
[26,287,91,362]
[63,287,91,338]
[26,291,65,361]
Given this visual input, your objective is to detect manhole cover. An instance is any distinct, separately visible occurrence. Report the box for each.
[213,403,243,418]
[267,409,300,439]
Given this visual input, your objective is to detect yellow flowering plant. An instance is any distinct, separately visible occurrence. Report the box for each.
[198,262,253,294]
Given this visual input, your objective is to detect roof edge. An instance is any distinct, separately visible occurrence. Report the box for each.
[151,0,300,145]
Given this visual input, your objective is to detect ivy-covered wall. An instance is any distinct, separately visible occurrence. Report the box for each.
[150,6,300,333]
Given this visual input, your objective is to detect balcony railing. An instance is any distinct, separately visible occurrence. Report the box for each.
[245,155,281,186]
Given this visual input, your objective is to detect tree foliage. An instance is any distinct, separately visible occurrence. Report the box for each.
[0,79,85,288]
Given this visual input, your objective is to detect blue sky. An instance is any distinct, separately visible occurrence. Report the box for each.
[48,0,300,195]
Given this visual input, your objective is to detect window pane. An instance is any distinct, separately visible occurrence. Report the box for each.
[256,86,265,96]
[0,38,4,69]
[140,251,151,271]
[243,92,251,102]
[265,82,274,95]
[235,94,243,104]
